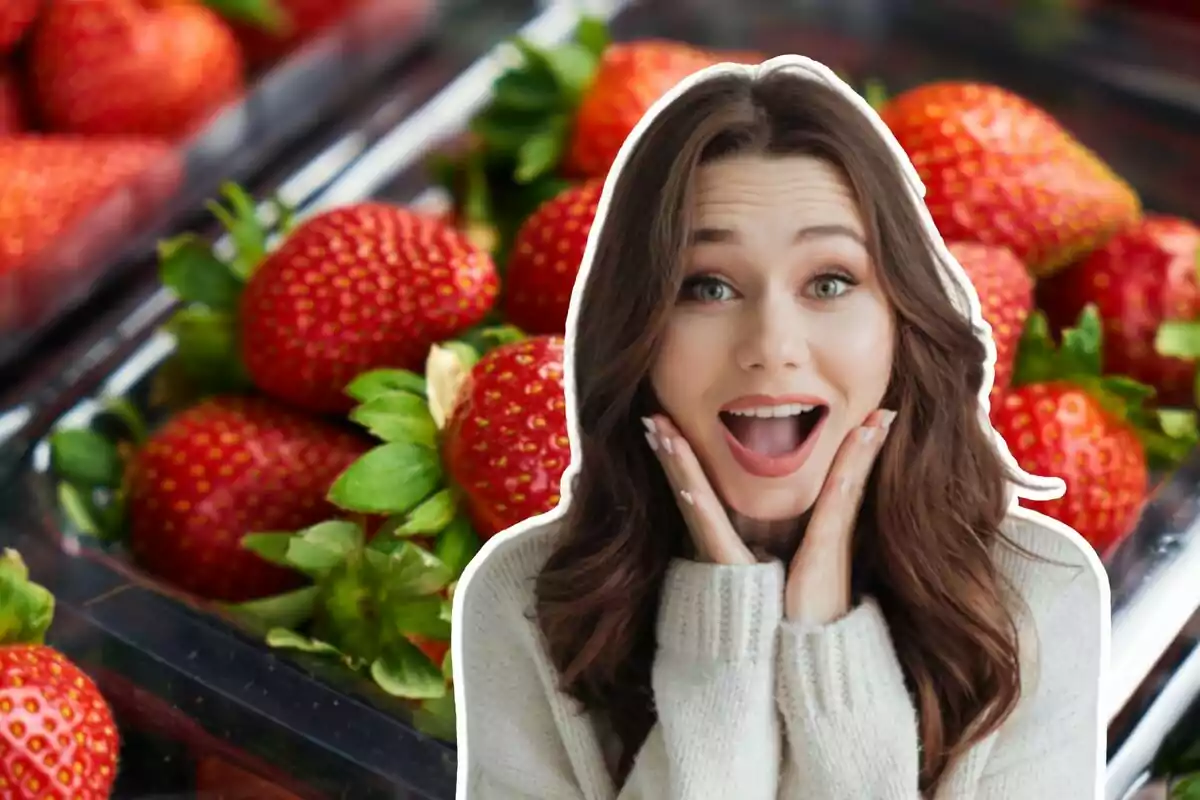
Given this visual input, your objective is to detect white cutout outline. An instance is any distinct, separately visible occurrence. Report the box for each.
[451,55,1111,800]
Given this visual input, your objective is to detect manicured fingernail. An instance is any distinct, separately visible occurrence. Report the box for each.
[641,416,656,434]
[859,427,877,444]
[645,431,659,451]
[662,436,674,455]
[680,490,694,505]
[839,477,854,496]
[881,409,897,428]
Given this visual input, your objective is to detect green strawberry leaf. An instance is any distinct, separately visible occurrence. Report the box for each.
[1173,774,1200,800]
[515,115,570,185]
[328,442,444,516]
[413,693,458,741]
[345,369,427,403]
[286,521,364,578]
[349,392,438,449]
[49,429,123,490]
[158,234,243,312]
[493,69,562,113]
[385,597,452,639]
[383,542,454,598]
[265,628,346,658]
[224,586,320,633]
[1156,320,1200,361]
[369,639,446,699]
[202,0,290,32]
[0,550,55,646]
[58,483,125,542]
[395,489,457,537]
[435,515,482,579]
[240,532,295,568]
[862,78,888,112]
[572,15,611,59]
[99,396,148,444]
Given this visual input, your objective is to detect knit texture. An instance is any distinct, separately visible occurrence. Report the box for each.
[456,512,1106,799]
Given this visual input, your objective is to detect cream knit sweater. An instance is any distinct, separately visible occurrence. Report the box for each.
[455,510,1107,799]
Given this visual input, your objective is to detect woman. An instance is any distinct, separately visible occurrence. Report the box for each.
[453,57,1108,800]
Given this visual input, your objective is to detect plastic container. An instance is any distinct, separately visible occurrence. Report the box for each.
[7,0,1200,794]
[0,0,441,377]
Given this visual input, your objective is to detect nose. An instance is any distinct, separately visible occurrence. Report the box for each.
[734,294,810,373]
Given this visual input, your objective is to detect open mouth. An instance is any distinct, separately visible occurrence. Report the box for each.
[719,403,829,457]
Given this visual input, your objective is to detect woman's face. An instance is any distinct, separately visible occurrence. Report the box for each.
[649,153,896,524]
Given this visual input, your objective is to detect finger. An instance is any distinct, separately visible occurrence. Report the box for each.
[642,415,709,555]
[645,415,754,565]
[802,409,895,551]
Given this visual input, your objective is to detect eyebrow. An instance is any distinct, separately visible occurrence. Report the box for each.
[690,223,866,246]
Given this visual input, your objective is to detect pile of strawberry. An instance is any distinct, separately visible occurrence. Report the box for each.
[0,0,403,331]
[46,16,1200,746]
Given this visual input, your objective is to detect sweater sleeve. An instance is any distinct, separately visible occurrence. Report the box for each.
[458,545,785,800]
[933,564,1106,799]
[776,597,922,800]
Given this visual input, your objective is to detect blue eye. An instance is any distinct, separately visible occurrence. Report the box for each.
[680,275,736,304]
[807,273,855,300]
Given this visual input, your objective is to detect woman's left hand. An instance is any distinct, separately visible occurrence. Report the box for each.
[785,408,895,624]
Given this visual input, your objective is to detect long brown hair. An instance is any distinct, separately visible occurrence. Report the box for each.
[536,67,1030,794]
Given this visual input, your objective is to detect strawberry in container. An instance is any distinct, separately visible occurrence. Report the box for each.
[0,549,120,798]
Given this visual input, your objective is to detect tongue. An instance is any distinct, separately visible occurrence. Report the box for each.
[725,416,801,456]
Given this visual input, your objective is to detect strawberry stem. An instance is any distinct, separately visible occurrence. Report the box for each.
[0,550,56,647]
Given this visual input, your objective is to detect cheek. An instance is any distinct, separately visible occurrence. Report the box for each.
[649,316,723,417]
[817,296,895,404]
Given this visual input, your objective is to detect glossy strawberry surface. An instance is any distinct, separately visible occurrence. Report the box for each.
[240,203,499,414]
[443,336,571,539]
[504,179,603,335]
[0,0,39,54]
[990,382,1148,555]
[881,82,1141,277]
[0,645,118,800]
[31,0,245,139]
[125,396,371,602]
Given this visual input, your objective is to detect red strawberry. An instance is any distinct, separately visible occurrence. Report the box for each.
[565,40,722,179]
[30,0,245,140]
[503,179,603,335]
[124,396,372,602]
[232,0,363,68]
[0,136,182,331]
[0,0,39,54]
[239,203,499,414]
[0,550,119,800]
[946,241,1035,399]
[989,309,1151,556]
[1037,214,1200,408]
[880,82,1142,277]
[441,335,570,538]
[0,66,26,133]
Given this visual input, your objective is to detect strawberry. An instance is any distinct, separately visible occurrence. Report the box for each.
[121,396,372,602]
[239,202,500,414]
[30,0,245,140]
[564,40,722,179]
[1037,215,1200,408]
[440,336,571,538]
[0,0,39,54]
[0,136,182,331]
[441,19,723,262]
[503,179,603,335]
[945,241,1035,400]
[0,549,119,799]
[989,308,1156,556]
[879,82,1142,277]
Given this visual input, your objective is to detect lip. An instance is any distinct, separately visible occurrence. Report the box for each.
[721,409,828,479]
[721,393,829,411]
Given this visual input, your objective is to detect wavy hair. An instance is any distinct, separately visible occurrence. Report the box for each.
[534,67,1031,794]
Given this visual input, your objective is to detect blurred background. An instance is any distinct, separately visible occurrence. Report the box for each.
[1,0,1200,797]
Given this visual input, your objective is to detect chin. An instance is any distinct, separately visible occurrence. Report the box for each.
[719,480,821,523]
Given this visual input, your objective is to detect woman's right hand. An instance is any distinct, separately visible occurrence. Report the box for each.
[643,414,757,565]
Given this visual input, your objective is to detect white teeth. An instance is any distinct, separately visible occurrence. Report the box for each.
[726,403,816,418]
